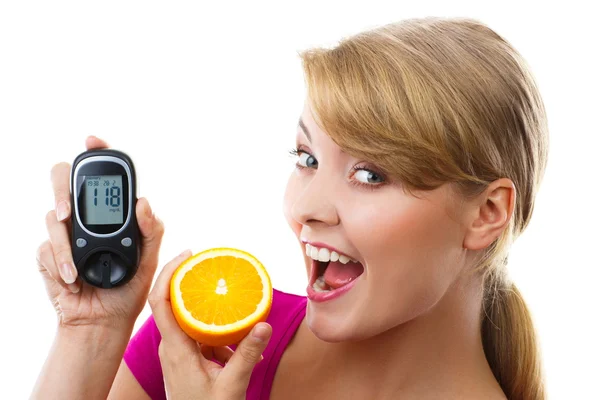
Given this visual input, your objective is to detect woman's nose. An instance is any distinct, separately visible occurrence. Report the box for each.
[290,172,340,228]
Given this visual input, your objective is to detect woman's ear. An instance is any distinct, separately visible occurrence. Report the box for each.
[462,178,516,250]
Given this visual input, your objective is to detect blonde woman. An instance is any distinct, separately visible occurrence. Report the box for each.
[33,16,547,400]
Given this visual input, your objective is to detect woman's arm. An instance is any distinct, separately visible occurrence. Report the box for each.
[31,324,134,400]
[108,361,151,400]
[33,136,166,399]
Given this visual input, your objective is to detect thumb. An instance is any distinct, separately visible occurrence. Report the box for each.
[135,197,165,277]
[221,323,272,387]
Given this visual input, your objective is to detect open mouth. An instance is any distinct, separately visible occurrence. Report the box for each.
[310,259,365,293]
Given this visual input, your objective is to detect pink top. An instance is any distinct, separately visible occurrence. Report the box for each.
[124,288,308,400]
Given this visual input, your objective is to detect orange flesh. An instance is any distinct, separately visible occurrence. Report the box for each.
[180,255,264,326]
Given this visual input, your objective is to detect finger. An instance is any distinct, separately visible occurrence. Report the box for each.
[50,162,72,222]
[200,344,234,365]
[36,240,80,294]
[85,135,110,150]
[50,136,109,223]
[45,210,79,286]
[148,249,194,347]
[200,344,264,366]
[135,198,165,283]
[221,323,272,386]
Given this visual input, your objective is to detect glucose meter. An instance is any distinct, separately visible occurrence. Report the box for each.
[70,149,140,288]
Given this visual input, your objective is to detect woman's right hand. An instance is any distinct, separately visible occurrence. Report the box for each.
[36,136,165,330]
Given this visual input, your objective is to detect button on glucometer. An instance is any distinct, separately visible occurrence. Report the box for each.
[121,237,132,247]
[76,238,87,248]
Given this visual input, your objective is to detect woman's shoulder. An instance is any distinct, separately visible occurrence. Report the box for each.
[232,287,306,349]
[242,288,307,399]
[263,287,306,340]
[262,287,307,344]
[270,287,307,315]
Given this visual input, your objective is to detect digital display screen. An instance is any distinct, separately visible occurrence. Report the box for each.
[83,175,124,225]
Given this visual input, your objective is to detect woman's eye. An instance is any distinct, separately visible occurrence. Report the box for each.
[298,152,318,168]
[354,169,384,184]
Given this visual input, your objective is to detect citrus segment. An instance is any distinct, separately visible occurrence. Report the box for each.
[170,248,272,347]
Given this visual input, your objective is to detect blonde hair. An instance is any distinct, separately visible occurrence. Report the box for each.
[299,17,548,399]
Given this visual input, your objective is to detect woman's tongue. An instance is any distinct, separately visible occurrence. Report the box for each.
[323,260,364,289]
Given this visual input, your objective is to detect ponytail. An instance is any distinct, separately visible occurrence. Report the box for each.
[482,273,545,400]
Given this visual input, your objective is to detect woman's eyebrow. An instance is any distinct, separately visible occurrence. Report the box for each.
[298,118,312,143]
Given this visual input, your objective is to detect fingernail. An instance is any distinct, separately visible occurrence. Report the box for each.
[252,324,270,342]
[259,354,264,362]
[68,283,80,294]
[180,249,192,258]
[56,201,70,221]
[60,263,77,284]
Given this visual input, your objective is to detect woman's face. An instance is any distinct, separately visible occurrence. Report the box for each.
[282,100,470,342]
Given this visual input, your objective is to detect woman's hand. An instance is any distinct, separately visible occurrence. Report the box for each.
[148,250,273,400]
[36,135,165,330]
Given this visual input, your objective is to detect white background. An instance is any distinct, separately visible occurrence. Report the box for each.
[1,1,598,398]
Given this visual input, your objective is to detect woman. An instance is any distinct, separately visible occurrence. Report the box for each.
[32,16,547,399]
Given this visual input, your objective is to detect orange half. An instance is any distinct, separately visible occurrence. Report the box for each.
[170,248,273,347]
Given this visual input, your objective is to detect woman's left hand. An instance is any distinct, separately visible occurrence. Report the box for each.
[148,250,273,400]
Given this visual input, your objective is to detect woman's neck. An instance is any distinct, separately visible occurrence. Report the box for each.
[292,272,505,398]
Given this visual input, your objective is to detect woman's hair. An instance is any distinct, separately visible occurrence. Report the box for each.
[298,17,548,400]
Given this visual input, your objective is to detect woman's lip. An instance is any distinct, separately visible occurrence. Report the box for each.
[306,268,362,303]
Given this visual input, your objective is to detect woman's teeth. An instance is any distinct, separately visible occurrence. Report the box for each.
[312,275,331,292]
[305,244,357,264]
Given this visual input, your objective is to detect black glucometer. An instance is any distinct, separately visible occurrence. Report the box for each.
[70,149,140,288]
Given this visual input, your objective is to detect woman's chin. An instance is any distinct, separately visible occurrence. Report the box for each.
[305,304,360,343]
